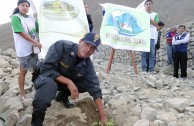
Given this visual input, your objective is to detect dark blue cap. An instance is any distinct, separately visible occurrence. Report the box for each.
[82,32,101,49]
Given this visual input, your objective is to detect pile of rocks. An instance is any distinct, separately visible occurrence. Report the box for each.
[0,48,34,126]
[95,59,194,126]
[0,48,194,126]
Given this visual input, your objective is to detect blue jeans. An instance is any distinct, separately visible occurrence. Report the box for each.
[141,39,155,72]
[167,43,173,65]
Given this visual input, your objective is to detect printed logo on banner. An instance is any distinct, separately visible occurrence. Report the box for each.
[106,9,144,36]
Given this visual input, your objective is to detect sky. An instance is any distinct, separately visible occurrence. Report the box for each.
[0,0,40,25]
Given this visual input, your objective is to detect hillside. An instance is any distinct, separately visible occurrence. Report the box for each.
[84,0,194,32]
[1,0,194,50]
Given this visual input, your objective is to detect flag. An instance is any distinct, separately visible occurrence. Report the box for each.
[38,0,88,58]
[100,3,150,52]
[136,0,146,11]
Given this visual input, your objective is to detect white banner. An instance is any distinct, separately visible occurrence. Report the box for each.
[100,3,150,52]
[38,0,88,58]
[136,0,146,11]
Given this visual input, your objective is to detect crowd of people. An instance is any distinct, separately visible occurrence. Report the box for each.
[140,0,190,80]
[10,0,190,126]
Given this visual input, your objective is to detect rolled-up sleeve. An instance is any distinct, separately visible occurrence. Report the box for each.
[40,41,64,80]
[84,59,102,101]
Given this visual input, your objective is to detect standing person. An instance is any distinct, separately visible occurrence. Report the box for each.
[31,32,108,126]
[172,25,190,78]
[84,3,93,32]
[10,0,42,100]
[166,26,177,65]
[102,6,106,16]
[141,0,159,72]
[155,21,165,65]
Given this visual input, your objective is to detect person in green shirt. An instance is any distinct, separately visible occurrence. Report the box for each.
[10,0,42,101]
[141,0,159,73]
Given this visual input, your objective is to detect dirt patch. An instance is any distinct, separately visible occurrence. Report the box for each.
[44,98,101,126]
[76,98,99,124]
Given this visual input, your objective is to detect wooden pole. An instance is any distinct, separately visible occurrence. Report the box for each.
[106,48,138,75]
[106,48,115,74]
[129,50,138,74]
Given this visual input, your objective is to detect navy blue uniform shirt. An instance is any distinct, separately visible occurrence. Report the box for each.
[39,40,102,101]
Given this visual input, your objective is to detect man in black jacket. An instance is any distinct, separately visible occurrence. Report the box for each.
[147,21,165,68]
[155,21,165,65]
[31,32,108,126]
[84,3,93,32]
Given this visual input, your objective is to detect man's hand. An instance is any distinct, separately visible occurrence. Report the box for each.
[99,114,108,124]
[56,76,79,99]
[67,82,79,100]
[95,97,108,124]
[150,19,158,27]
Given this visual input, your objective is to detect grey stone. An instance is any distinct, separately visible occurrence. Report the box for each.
[156,111,177,124]
[133,119,149,126]
[141,107,157,121]
[16,114,32,126]
[165,98,190,112]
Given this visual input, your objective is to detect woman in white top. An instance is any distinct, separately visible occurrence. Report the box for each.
[11,0,42,100]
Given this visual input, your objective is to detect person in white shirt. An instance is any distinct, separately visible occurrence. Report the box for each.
[141,0,159,72]
[10,0,42,100]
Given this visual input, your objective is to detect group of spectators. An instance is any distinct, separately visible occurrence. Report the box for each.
[141,0,190,79]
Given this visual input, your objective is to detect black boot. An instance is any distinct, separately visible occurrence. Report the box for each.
[31,111,45,126]
[55,92,75,108]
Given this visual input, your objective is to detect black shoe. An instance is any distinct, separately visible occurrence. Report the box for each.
[31,112,45,126]
[173,74,179,78]
[55,92,75,108]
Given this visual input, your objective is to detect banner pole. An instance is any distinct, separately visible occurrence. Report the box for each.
[106,48,115,74]
[129,50,138,74]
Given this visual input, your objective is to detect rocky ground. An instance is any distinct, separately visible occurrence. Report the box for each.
[0,48,194,126]
[1,1,194,126]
